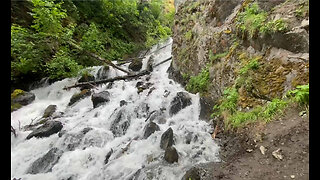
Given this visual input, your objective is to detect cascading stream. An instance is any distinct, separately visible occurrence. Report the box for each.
[11,38,220,180]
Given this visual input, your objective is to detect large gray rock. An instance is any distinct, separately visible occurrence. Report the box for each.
[164,146,179,163]
[42,105,57,118]
[169,92,192,116]
[199,97,215,122]
[91,91,110,108]
[143,122,160,139]
[68,89,91,106]
[26,121,63,139]
[110,109,131,137]
[12,91,35,106]
[160,127,174,150]
[26,147,63,174]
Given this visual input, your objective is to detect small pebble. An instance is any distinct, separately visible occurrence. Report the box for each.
[290,175,295,179]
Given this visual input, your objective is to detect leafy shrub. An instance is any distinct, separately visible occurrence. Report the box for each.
[186,67,210,94]
[212,87,239,117]
[236,2,287,38]
[239,57,260,75]
[31,0,67,35]
[287,84,309,106]
[209,50,228,62]
[45,49,82,80]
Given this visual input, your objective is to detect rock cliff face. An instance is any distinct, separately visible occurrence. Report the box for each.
[170,0,309,120]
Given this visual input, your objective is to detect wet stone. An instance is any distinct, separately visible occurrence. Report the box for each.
[26,147,63,174]
[26,121,63,139]
[143,122,160,139]
[169,92,192,116]
[164,146,179,163]
[160,127,174,149]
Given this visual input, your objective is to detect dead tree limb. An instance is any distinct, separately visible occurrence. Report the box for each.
[67,41,131,74]
[64,70,151,90]
[153,56,172,67]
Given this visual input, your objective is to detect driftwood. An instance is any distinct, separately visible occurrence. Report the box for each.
[153,56,172,67]
[64,55,172,90]
[67,40,131,74]
[64,70,151,90]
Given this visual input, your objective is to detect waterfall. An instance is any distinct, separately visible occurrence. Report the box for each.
[11,38,220,180]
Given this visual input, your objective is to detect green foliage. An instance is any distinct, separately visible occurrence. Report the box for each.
[239,57,260,75]
[45,49,82,80]
[287,84,309,106]
[294,1,309,18]
[186,67,210,94]
[212,87,239,117]
[11,89,25,99]
[236,2,288,38]
[209,51,228,62]
[226,98,288,128]
[11,0,175,85]
[211,84,288,128]
[261,98,288,121]
[260,19,287,34]
[30,0,67,35]
[185,30,193,41]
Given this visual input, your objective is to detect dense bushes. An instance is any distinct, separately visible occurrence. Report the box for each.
[11,0,175,87]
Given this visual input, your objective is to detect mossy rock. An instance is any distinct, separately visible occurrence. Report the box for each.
[11,89,35,106]
[128,58,143,71]
[11,103,22,112]
[68,89,92,106]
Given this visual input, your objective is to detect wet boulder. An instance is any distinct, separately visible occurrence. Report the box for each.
[128,58,143,71]
[110,109,131,137]
[160,127,174,150]
[169,92,192,116]
[143,122,160,139]
[91,91,110,108]
[26,147,63,174]
[68,89,91,106]
[42,105,57,118]
[164,146,179,163]
[199,97,215,122]
[11,89,35,106]
[26,121,63,139]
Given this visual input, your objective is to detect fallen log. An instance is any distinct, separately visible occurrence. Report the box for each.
[64,70,151,90]
[153,56,172,67]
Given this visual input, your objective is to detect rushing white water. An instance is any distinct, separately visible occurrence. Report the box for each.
[11,38,220,180]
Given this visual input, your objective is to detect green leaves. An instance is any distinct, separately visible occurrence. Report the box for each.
[287,84,309,106]
[236,2,288,38]
[45,49,82,80]
[31,0,67,35]
[186,67,210,94]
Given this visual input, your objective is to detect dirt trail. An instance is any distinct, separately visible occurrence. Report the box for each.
[184,105,309,180]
